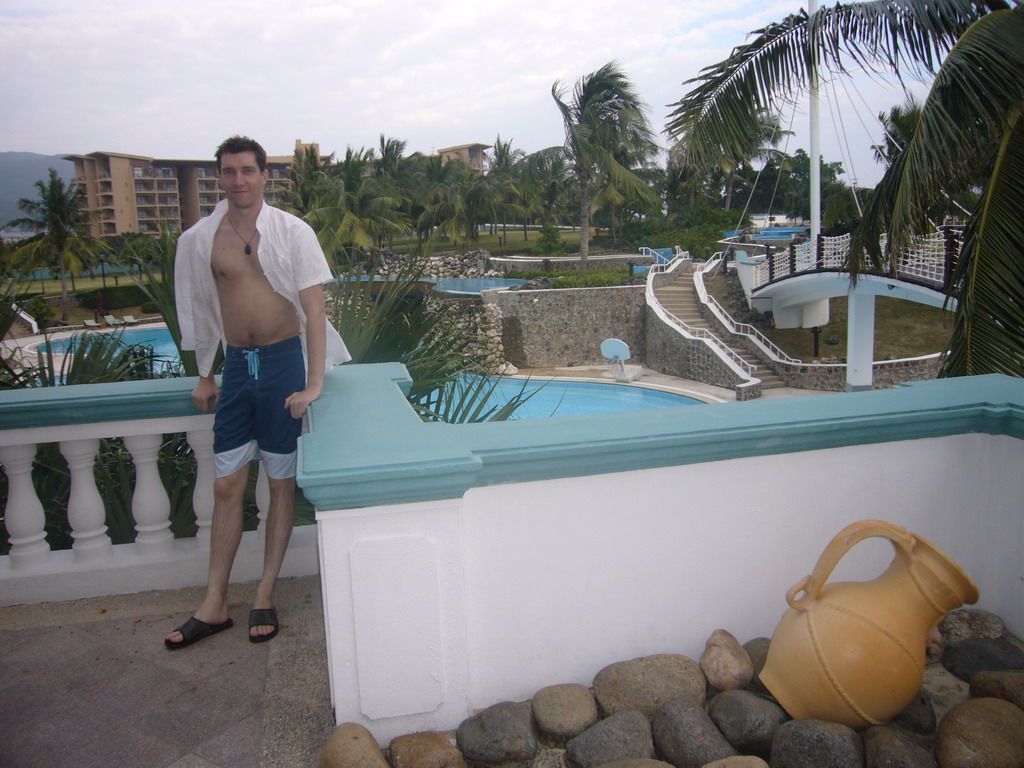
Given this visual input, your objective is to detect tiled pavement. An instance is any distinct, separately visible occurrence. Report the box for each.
[0,575,335,768]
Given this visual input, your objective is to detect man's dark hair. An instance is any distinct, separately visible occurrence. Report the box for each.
[215,136,267,171]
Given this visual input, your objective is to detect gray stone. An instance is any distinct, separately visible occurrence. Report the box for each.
[456,701,538,766]
[934,697,1024,768]
[706,689,788,757]
[938,608,1007,649]
[970,669,1024,709]
[565,710,654,768]
[941,636,1024,682]
[652,697,735,768]
[700,629,754,692]
[742,638,771,694]
[388,732,466,768]
[319,722,390,768]
[863,726,936,768]
[533,683,599,746]
[702,759,769,768]
[593,654,706,719]
[769,719,864,768]
[892,688,936,735]
[594,761,673,768]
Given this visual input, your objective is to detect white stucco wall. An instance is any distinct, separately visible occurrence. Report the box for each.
[317,431,1024,741]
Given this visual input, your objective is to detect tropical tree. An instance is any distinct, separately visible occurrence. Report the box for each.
[487,135,525,242]
[552,61,658,276]
[665,0,1024,377]
[6,169,100,323]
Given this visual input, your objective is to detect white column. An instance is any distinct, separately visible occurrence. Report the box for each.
[846,288,876,391]
[123,433,173,556]
[0,443,50,569]
[59,438,113,562]
[186,429,216,549]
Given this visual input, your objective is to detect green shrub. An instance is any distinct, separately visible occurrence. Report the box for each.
[534,224,569,256]
[140,301,159,314]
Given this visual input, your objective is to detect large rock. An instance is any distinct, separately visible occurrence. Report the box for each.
[456,701,538,766]
[938,609,1007,649]
[770,719,864,768]
[707,689,788,757]
[320,723,389,768]
[702,759,769,768]
[594,762,673,768]
[970,669,1024,709]
[934,697,1024,768]
[532,683,599,746]
[593,654,705,719]
[700,629,754,692]
[652,696,735,768]
[389,732,466,768]
[566,710,654,768]
[743,637,771,694]
[892,688,937,735]
[941,637,1024,682]
[863,726,936,768]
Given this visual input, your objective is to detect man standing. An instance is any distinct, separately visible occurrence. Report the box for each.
[166,136,349,648]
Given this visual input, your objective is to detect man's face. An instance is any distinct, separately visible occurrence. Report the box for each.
[218,151,268,210]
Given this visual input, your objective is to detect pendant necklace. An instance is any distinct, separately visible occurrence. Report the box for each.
[227,218,256,255]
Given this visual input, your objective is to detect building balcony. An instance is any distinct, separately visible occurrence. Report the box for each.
[1,362,1021,752]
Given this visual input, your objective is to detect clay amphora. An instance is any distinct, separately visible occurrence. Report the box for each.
[760,519,979,730]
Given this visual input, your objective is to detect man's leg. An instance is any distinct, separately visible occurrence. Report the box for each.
[250,474,296,639]
[165,464,249,645]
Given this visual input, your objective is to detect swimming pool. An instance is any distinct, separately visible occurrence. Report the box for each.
[45,327,181,359]
[43,327,704,417]
[480,377,701,419]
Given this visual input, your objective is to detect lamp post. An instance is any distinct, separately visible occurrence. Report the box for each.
[811,326,821,358]
[704,246,711,262]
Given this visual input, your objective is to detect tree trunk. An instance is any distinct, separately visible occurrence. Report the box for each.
[59,265,70,323]
[725,170,735,212]
[579,177,591,279]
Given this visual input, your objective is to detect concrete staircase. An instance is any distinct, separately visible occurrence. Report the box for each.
[652,271,786,390]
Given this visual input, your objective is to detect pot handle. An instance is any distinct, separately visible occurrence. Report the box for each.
[786,519,916,610]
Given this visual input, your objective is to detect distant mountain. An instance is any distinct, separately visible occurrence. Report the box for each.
[0,152,75,226]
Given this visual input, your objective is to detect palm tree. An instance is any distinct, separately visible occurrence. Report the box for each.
[665,0,1023,377]
[7,169,99,323]
[552,61,657,277]
[487,135,525,242]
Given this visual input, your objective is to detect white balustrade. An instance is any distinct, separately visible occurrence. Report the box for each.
[123,434,174,556]
[0,443,50,569]
[186,429,216,549]
[59,438,114,562]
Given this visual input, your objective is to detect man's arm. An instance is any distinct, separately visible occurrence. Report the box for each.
[192,374,220,412]
[284,283,327,419]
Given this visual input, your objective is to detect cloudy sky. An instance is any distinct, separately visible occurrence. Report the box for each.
[2,0,929,187]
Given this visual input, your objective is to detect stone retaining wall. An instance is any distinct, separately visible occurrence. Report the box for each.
[490,254,654,274]
[485,286,647,368]
[645,305,753,398]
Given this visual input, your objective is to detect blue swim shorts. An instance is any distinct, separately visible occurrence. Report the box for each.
[213,336,305,479]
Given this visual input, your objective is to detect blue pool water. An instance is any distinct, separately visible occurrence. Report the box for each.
[45,327,703,417]
[484,378,701,419]
[46,327,181,360]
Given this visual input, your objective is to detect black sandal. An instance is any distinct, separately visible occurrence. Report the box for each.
[164,617,233,650]
[248,607,279,643]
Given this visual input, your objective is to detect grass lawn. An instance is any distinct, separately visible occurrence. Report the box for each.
[703,273,953,361]
[390,226,589,255]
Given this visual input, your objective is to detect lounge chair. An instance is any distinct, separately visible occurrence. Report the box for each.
[103,314,125,326]
[121,314,140,325]
[83,319,101,329]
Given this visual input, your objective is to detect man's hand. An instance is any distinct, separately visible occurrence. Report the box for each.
[192,376,220,412]
[284,385,321,420]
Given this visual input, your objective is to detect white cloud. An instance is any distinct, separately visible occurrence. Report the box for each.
[1,0,928,184]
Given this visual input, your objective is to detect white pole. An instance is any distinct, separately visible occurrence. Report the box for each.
[809,0,821,242]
